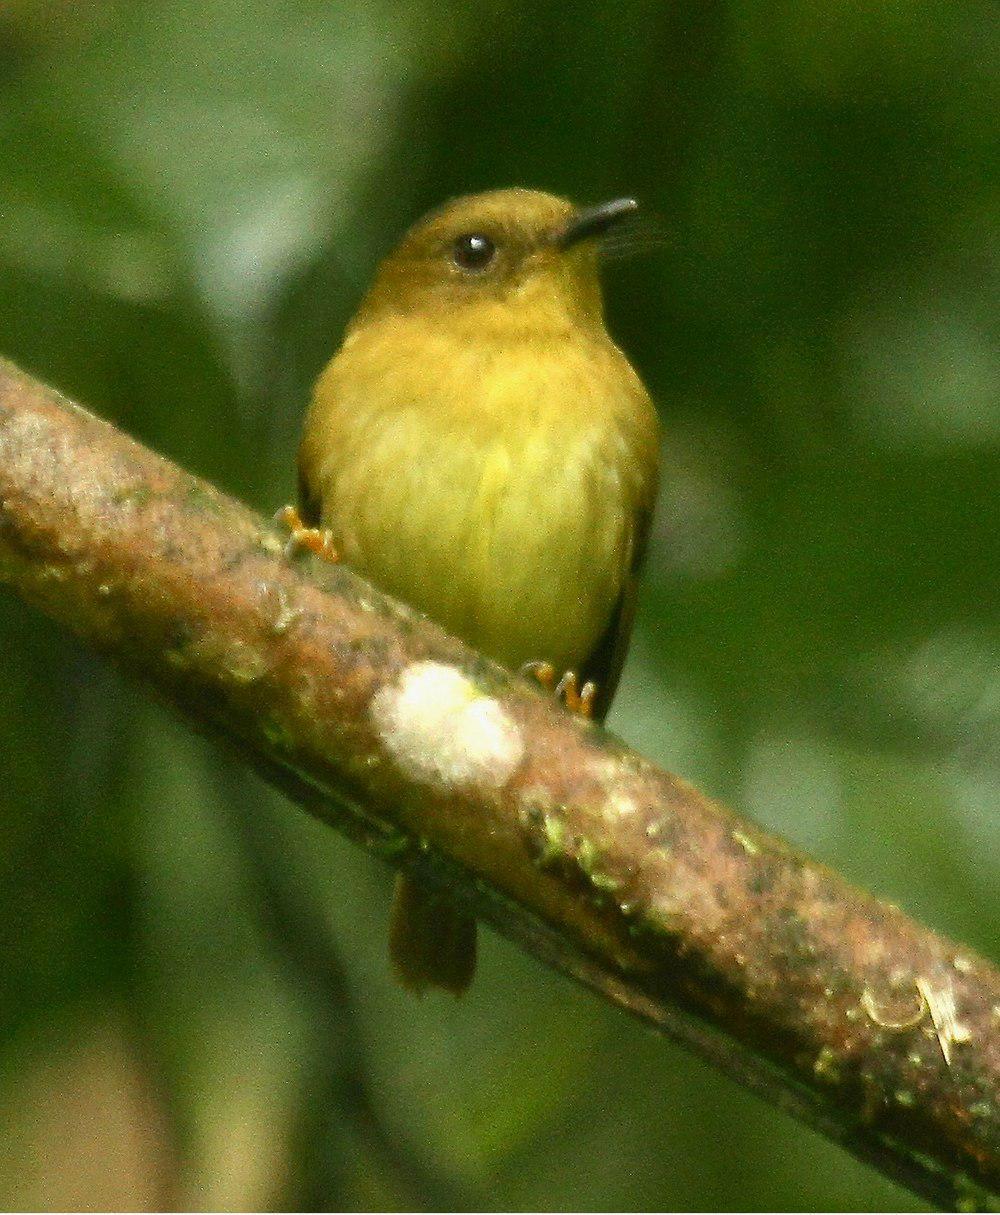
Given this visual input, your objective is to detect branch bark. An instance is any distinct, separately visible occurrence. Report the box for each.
[0,357,997,1209]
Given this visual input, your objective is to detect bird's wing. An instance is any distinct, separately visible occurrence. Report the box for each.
[581,504,653,725]
[297,465,323,527]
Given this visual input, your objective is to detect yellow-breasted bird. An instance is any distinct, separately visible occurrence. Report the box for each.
[288,188,660,995]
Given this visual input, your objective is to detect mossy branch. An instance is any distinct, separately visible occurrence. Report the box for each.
[0,358,997,1210]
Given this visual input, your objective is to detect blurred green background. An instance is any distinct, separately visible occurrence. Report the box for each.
[0,0,997,1209]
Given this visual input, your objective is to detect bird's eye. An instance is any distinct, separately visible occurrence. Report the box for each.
[451,233,496,272]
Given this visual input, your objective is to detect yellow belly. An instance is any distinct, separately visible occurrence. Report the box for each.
[300,322,657,674]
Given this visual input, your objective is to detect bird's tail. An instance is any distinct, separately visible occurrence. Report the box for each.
[388,873,477,995]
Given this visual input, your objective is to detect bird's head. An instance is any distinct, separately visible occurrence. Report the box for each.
[353,188,638,338]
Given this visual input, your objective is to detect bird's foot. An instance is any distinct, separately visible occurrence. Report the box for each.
[555,670,598,719]
[273,505,339,562]
[521,661,598,720]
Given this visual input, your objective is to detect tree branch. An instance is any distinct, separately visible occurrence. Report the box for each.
[0,357,997,1210]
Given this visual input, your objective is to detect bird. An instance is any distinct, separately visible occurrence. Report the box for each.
[284,188,660,995]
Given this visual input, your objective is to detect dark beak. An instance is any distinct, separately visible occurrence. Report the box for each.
[557,197,639,249]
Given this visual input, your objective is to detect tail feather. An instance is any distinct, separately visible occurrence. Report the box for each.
[389,874,477,995]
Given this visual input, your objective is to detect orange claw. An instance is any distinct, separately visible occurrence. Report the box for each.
[555,670,598,719]
[520,659,557,692]
[521,661,598,720]
[273,505,339,563]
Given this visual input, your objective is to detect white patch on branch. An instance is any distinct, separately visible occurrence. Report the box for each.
[371,661,524,790]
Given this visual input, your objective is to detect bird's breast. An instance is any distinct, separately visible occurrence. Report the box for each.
[300,326,656,673]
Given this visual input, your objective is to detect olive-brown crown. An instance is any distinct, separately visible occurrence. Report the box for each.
[353,188,610,335]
